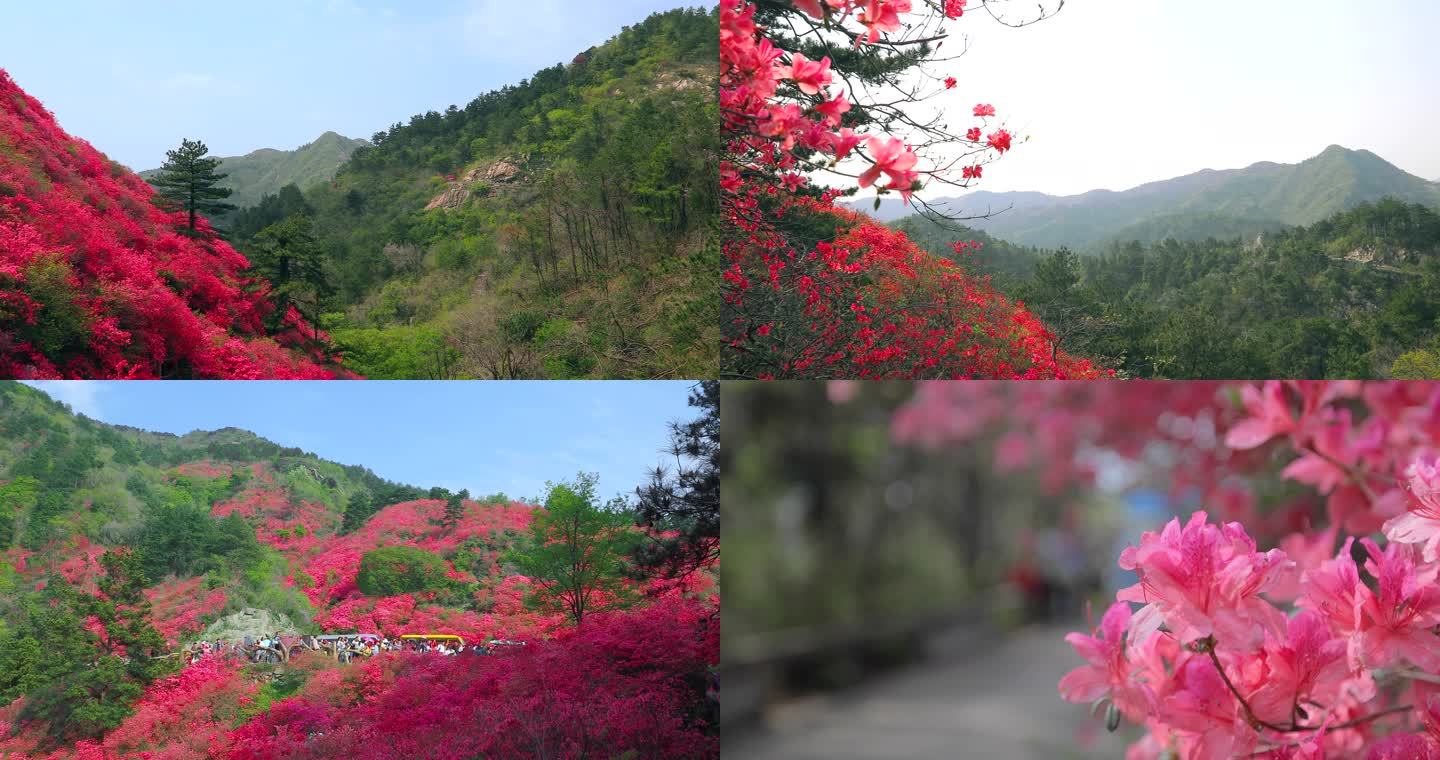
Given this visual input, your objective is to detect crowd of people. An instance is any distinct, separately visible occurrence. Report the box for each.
[183,633,525,665]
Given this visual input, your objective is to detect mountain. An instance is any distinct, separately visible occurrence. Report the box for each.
[0,382,718,757]
[852,146,1440,249]
[140,131,368,210]
[229,8,720,379]
[0,70,344,379]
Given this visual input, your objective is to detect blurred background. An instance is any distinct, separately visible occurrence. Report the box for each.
[719,381,1228,759]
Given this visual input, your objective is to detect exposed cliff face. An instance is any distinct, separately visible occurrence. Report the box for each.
[424,156,525,211]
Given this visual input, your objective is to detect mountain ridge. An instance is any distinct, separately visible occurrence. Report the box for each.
[141,131,368,210]
[851,145,1440,249]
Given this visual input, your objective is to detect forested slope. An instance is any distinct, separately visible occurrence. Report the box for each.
[901,199,1440,378]
[231,8,719,378]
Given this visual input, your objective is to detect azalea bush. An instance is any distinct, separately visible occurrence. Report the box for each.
[876,380,1440,758]
[0,70,346,378]
[719,1,1103,378]
[227,597,719,760]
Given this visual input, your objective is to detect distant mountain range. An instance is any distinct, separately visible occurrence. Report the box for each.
[849,145,1440,249]
[141,130,367,210]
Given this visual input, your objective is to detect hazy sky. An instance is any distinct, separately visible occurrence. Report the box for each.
[21,381,696,503]
[907,0,1440,195]
[2,0,692,170]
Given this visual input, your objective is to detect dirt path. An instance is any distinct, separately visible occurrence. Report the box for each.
[723,623,1136,759]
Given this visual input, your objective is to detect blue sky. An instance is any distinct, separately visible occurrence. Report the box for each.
[3,0,696,170]
[21,381,696,503]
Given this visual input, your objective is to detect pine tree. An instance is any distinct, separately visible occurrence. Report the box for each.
[149,138,236,232]
[632,380,719,579]
[341,490,374,534]
[442,488,469,532]
[249,214,332,336]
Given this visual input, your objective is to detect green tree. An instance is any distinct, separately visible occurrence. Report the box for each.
[0,476,40,549]
[341,490,374,534]
[149,138,236,231]
[356,545,449,596]
[633,381,719,578]
[504,473,638,625]
[249,214,332,335]
[0,549,174,746]
[1391,348,1440,379]
[442,489,469,532]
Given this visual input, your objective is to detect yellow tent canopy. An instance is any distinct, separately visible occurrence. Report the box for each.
[400,634,466,646]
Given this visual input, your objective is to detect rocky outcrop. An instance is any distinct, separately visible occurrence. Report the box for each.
[425,183,470,211]
[201,608,300,642]
[425,157,524,211]
[465,158,521,184]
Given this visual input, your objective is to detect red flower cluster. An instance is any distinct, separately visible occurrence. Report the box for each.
[146,577,228,643]
[227,598,718,760]
[0,70,346,378]
[725,199,1109,378]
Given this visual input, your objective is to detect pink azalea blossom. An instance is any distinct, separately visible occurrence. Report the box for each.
[1117,511,1293,647]
[1244,611,1349,726]
[855,0,911,43]
[814,91,851,126]
[857,136,919,202]
[1226,381,1296,450]
[1384,454,1440,561]
[1058,601,1154,721]
[776,52,833,95]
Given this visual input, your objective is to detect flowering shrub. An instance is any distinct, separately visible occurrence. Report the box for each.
[146,576,228,643]
[871,380,1440,757]
[228,597,718,760]
[720,1,1103,378]
[98,657,255,759]
[0,70,347,378]
[725,199,1109,378]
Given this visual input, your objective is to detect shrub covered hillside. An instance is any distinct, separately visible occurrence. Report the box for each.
[228,8,719,379]
[0,72,345,379]
[0,383,719,758]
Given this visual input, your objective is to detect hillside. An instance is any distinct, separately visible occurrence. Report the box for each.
[0,382,719,757]
[141,131,368,211]
[0,71,346,379]
[855,145,1440,248]
[231,8,719,379]
[896,199,1440,379]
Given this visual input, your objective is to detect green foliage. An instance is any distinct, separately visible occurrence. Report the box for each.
[230,183,313,240]
[1392,348,1440,379]
[230,7,721,379]
[355,545,450,597]
[8,255,92,362]
[0,476,39,549]
[503,473,639,624]
[329,324,461,380]
[249,214,333,334]
[441,490,468,532]
[136,491,265,580]
[0,549,174,746]
[904,200,1440,379]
